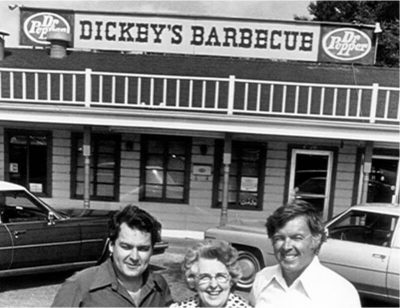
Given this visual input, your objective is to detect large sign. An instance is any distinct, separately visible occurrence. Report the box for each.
[20,8,74,46]
[74,14,320,62]
[19,8,376,64]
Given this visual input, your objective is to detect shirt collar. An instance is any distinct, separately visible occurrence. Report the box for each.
[263,257,320,298]
[88,258,164,293]
[295,256,321,299]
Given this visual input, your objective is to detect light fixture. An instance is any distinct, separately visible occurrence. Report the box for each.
[374,22,382,34]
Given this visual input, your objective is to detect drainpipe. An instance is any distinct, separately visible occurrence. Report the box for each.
[83,126,91,209]
[220,133,232,226]
[0,31,10,60]
[360,141,373,204]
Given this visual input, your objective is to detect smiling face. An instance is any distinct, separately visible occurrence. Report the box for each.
[271,215,321,285]
[109,223,153,283]
[194,258,231,307]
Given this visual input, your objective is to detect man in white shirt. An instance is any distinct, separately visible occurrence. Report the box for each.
[250,201,361,308]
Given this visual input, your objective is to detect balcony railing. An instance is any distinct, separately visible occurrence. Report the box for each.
[0,67,399,124]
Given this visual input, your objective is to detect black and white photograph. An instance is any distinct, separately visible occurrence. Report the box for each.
[0,0,398,307]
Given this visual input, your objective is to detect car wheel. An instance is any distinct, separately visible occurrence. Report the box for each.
[236,248,262,291]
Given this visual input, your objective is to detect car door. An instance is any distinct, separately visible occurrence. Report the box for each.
[387,222,400,301]
[319,209,397,299]
[2,190,81,269]
[0,223,13,271]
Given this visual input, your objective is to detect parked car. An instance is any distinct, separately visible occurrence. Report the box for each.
[0,181,168,277]
[205,203,400,304]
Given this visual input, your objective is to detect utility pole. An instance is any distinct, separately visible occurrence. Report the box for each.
[220,133,232,226]
[360,141,373,204]
[83,126,91,209]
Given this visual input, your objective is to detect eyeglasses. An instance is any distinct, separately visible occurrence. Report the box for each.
[196,273,231,285]
[271,233,313,245]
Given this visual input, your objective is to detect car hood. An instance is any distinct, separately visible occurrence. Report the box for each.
[59,208,116,219]
[208,223,267,234]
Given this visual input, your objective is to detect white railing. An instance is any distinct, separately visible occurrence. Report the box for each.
[0,67,398,124]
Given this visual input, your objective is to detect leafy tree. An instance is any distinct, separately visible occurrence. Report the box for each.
[296,1,399,66]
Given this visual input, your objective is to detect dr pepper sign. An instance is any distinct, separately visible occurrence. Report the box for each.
[19,8,376,65]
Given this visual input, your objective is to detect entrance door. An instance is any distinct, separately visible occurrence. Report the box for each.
[289,149,334,220]
[366,156,399,204]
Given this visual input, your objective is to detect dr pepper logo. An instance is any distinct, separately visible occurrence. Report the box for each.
[322,28,371,61]
[23,12,70,44]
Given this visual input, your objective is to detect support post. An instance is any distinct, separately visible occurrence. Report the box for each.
[227,75,235,115]
[360,141,373,204]
[369,83,379,123]
[84,68,92,108]
[83,126,91,209]
[220,133,232,227]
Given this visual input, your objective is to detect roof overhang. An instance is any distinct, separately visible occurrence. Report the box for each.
[1,104,398,144]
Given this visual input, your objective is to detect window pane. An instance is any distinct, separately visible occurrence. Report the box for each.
[239,192,258,208]
[146,184,163,198]
[167,155,185,170]
[146,169,164,185]
[98,141,115,153]
[242,148,260,161]
[76,182,94,196]
[147,140,164,154]
[97,169,114,183]
[97,184,114,197]
[10,135,28,145]
[166,171,184,185]
[166,186,183,199]
[241,162,258,176]
[147,155,163,168]
[169,141,185,155]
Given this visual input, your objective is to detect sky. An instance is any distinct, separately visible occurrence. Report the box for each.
[0,0,311,47]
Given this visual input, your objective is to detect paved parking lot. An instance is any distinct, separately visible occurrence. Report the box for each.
[0,237,198,307]
[0,237,395,307]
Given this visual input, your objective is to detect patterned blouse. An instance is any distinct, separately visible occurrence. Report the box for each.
[170,293,252,308]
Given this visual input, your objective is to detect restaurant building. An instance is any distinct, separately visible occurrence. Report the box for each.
[0,7,398,231]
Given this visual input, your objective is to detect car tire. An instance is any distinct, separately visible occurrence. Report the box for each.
[235,248,263,291]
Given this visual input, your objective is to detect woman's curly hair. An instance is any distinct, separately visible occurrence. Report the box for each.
[182,239,242,290]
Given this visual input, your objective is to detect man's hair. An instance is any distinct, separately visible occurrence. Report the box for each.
[182,239,242,291]
[109,204,161,246]
[266,200,327,253]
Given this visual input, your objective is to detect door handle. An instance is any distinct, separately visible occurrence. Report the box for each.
[13,230,26,238]
[372,253,387,260]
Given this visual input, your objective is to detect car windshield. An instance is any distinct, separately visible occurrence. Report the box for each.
[0,190,68,223]
[328,210,398,247]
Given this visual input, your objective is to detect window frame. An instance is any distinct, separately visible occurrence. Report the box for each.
[4,129,52,197]
[70,132,121,201]
[212,140,266,211]
[139,135,192,203]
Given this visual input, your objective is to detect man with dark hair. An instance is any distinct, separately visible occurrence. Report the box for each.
[250,201,361,308]
[52,205,173,307]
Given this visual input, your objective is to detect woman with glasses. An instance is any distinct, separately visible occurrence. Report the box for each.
[170,239,252,308]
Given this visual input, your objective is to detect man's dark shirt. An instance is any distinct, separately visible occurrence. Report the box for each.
[51,258,173,307]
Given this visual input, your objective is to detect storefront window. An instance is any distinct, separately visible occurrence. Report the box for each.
[213,141,266,210]
[5,130,51,196]
[140,135,191,203]
[71,133,120,201]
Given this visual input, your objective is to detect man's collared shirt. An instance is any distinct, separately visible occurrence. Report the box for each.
[250,257,361,308]
[51,258,173,307]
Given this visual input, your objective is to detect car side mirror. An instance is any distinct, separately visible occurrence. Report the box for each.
[48,211,56,225]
